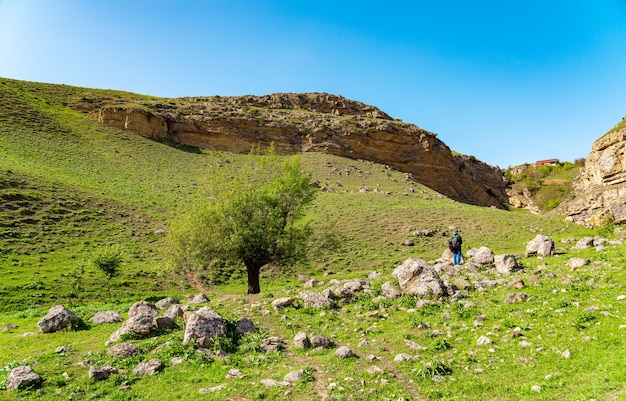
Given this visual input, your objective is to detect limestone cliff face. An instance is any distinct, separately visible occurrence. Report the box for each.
[96,93,508,208]
[561,121,626,225]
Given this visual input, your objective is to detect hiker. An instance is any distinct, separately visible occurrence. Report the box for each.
[449,229,463,266]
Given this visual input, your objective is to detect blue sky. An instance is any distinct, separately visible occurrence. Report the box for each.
[1,0,626,167]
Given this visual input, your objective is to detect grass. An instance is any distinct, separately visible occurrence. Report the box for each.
[0,77,624,400]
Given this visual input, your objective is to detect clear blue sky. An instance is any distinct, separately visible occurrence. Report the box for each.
[2,0,626,167]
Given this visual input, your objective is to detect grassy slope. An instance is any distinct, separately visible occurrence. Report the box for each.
[1,78,624,400]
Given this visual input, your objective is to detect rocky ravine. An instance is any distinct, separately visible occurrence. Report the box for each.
[560,120,626,226]
[90,93,508,209]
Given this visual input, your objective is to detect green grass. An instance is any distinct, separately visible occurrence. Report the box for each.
[1,77,624,400]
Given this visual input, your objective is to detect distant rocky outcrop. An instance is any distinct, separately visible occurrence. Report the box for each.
[561,121,626,225]
[92,93,508,209]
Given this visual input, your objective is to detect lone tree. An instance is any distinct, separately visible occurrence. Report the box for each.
[91,245,123,299]
[166,151,316,294]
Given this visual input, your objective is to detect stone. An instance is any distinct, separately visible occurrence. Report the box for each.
[476,335,492,346]
[235,318,256,335]
[37,305,81,333]
[261,379,290,388]
[155,316,176,330]
[567,257,589,269]
[394,353,414,362]
[284,369,305,383]
[128,301,158,319]
[300,291,335,308]
[108,343,139,358]
[494,254,519,275]
[0,323,18,331]
[260,337,283,352]
[109,314,154,342]
[89,311,123,325]
[133,359,162,376]
[163,304,185,320]
[183,307,228,348]
[155,297,179,310]
[508,278,526,289]
[367,366,385,374]
[473,247,495,265]
[89,366,118,381]
[199,384,227,393]
[392,258,447,297]
[310,335,333,348]
[189,293,210,304]
[574,237,594,249]
[293,331,311,349]
[504,293,529,304]
[271,297,295,310]
[525,234,554,257]
[6,366,41,390]
[335,346,353,358]
[226,368,243,379]
[380,282,403,299]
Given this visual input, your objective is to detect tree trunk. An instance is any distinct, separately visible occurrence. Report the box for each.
[246,262,262,294]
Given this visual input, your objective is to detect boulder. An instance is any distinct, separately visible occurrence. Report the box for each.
[260,337,283,352]
[392,258,447,297]
[109,314,154,342]
[472,247,495,265]
[380,282,403,299]
[89,366,118,381]
[574,237,594,250]
[284,369,305,383]
[183,307,228,348]
[189,293,210,304]
[155,316,176,330]
[37,305,81,333]
[310,335,333,349]
[494,254,519,275]
[133,359,162,376]
[1,323,18,331]
[525,234,554,257]
[299,290,335,308]
[271,297,295,310]
[293,331,311,349]
[335,345,353,359]
[108,343,139,358]
[504,293,529,304]
[89,311,123,325]
[567,257,590,269]
[163,304,185,320]
[128,301,158,319]
[235,318,256,335]
[6,366,40,390]
[155,297,179,309]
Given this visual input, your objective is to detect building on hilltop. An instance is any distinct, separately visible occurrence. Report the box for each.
[534,158,559,166]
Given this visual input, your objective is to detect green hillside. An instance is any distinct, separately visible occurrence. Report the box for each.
[1,78,624,401]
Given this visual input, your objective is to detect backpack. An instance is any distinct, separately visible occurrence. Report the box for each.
[449,236,460,252]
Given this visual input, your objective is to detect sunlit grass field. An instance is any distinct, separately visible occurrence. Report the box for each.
[0,77,624,400]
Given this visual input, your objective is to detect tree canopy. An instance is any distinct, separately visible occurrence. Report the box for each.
[166,151,316,294]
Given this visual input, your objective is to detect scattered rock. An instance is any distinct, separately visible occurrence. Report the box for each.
[392,258,447,297]
[335,345,353,359]
[261,379,291,388]
[494,254,519,275]
[133,359,162,376]
[367,365,385,374]
[284,369,305,383]
[183,307,228,348]
[260,337,283,352]
[300,290,335,308]
[310,335,333,349]
[109,314,154,342]
[163,304,185,320]
[0,323,18,331]
[525,234,554,257]
[271,297,295,310]
[293,331,311,349]
[235,318,256,335]
[573,237,594,250]
[6,366,41,390]
[189,293,210,304]
[380,282,403,299]
[155,316,176,330]
[128,301,158,319]
[508,278,526,289]
[472,247,495,265]
[504,293,528,304]
[394,353,415,362]
[155,297,179,310]
[226,368,243,379]
[89,366,118,381]
[37,305,81,333]
[89,311,123,325]
[108,343,139,358]
[199,384,227,393]
[476,335,492,346]
[567,257,589,269]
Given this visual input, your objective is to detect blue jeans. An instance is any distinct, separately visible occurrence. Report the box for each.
[453,248,462,265]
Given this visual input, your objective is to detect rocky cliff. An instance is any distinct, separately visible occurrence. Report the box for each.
[92,93,508,208]
[561,119,626,225]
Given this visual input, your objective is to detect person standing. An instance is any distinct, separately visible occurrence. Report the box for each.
[449,229,463,266]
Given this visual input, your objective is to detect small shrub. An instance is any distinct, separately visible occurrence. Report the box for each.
[415,358,453,379]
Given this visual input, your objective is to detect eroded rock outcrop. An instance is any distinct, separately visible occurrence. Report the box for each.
[96,93,508,209]
[562,121,626,225]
